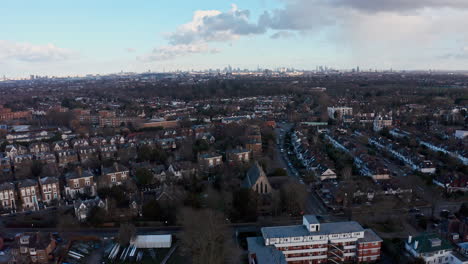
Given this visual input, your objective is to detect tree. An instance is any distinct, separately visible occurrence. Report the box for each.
[151,146,168,164]
[281,183,307,216]
[271,168,288,176]
[137,145,153,162]
[142,200,161,220]
[135,168,153,186]
[341,166,352,181]
[30,160,43,177]
[232,188,257,222]
[88,207,107,226]
[411,258,426,264]
[118,223,136,246]
[179,208,240,264]
[458,203,468,218]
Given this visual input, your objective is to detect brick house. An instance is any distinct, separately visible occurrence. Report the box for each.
[74,197,106,221]
[56,149,79,167]
[100,163,130,187]
[11,232,56,263]
[34,152,57,164]
[227,148,251,164]
[198,153,223,169]
[64,167,97,199]
[17,179,41,211]
[39,177,60,205]
[0,182,17,212]
[99,144,118,160]
[77,145,99,163]
[29,142,50,154]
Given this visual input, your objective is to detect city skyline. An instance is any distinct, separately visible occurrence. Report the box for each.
[2,0,468,77]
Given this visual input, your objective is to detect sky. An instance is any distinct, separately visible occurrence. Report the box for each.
[1,0,468,77]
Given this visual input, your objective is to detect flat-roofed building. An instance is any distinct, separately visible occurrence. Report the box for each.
[247,215,382,264]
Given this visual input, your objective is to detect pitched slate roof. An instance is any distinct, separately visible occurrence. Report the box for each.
[0,182,15,191]
[243,162,266,188]
[17,179,38,188]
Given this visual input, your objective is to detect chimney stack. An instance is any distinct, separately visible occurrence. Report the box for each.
[408,236,412,244]
[414,241,419,249]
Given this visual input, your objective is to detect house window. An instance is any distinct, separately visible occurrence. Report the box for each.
[85,180,90,186]
[111,177,116,182]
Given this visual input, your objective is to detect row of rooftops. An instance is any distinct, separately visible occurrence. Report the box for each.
[0,177,59,191]
[0,164,128,191]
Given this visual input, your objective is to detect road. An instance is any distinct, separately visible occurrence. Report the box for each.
[274,122,328,216]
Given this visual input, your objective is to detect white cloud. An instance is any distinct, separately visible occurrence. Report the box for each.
[138,43,220,62]
[144,1,468,66]
[0,40,76,62]
[167,4,266,45]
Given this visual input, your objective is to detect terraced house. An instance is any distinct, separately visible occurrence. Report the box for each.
[18,179,41,211]
[39,177,60,204]
[0,182,17,212]
[64,167,96,199]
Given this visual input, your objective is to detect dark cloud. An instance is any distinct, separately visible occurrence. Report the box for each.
[259,1,334,31]
[330,0,468,12]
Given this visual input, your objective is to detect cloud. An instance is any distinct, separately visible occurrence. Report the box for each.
[167,4,267,45]
[138,43,220,62]
[150,3,334,61]
[125,48,136,53]
[270,31,295,39]
[330,0,468,13]
[0,40,76,62]
[259,1,335,31]
[145,1,468,66]
[439,46,468,60]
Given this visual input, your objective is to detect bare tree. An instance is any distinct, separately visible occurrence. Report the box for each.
[341,166,352,181]
[281,183,308,216]
[179,207,240,264]
[117,223,136,246]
